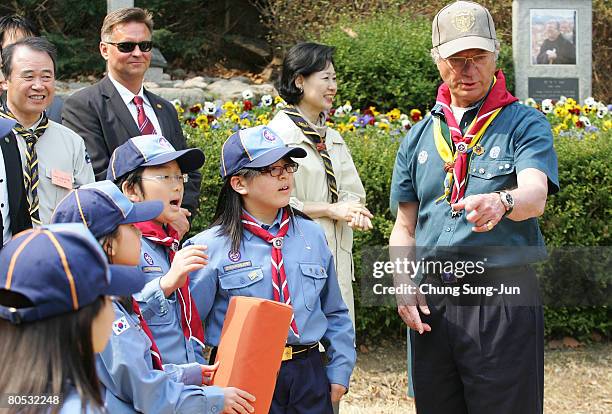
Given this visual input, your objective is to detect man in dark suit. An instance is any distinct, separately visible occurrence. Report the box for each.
[0,118,31,247]
[62,7,201,237]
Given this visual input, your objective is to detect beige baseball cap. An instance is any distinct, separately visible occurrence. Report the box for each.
[432,1,497,59]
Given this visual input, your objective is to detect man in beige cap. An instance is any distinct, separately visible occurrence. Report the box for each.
[390,1,558,413]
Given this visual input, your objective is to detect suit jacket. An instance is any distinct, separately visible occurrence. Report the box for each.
[0,131,32,246]
[61,76,202,215]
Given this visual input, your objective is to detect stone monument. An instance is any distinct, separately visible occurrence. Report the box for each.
[512,0,592,103]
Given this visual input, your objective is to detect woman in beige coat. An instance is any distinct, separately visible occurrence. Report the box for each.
[268,42,373,330]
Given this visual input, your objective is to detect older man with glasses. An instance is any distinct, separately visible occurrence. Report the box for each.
[62,7,201,239]
[389,2,559,413]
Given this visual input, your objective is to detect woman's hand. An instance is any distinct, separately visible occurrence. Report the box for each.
[348,206,374,231]
[222,387,256,413]
[160,245,208,297]
[328,201,372,223]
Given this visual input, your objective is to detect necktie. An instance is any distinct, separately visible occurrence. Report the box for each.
[283,106,339,202]
[133,96,156,135]
[241,208,300,338]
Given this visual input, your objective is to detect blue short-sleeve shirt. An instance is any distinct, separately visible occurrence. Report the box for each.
[390,102,559,264]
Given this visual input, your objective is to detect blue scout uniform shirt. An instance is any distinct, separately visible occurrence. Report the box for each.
[390,102,559,265]
[96,301,225,414]
[56,387,103,414]
[186,211,356,389]
[135,238,206,365]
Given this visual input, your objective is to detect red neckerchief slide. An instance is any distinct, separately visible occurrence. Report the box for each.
[240,208,300,338]
[435,70,518,203]
[133,221,206,370]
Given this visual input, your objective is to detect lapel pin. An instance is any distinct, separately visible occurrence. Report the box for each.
[473,145,485,156]
[156,104,162,109]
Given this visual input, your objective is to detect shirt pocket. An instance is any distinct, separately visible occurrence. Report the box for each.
[219,267,264,297]
[144,298,176,327]
[467,158,516,195]
[299,262,328,311]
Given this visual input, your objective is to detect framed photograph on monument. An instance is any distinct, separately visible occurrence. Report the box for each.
[530,9,577,65]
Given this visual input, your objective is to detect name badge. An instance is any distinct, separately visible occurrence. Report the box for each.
[51,169,73,189]
[141,266,163,273]
[223,260,252,272]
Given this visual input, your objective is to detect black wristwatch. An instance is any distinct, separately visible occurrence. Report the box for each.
[496,191,514,216]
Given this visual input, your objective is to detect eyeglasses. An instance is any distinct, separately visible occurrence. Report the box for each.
[258,163,299,177]
[138,174,188,185]
[106,41,153,53]
[444,53,491,71]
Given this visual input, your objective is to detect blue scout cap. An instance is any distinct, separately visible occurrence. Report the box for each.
[0,118,16,138]
[106,134,205,181]
[51,180,163,239]
[220,125,306,179]
[0,223,146,324]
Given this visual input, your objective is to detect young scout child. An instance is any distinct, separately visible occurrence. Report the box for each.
[51,180,255,413]
[106,134,211,367]
[0,223,145,414]
[187,125,356,413]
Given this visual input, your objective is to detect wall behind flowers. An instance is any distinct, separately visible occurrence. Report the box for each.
[181,94,612,342]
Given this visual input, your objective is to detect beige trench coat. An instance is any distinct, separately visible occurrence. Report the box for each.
[268,111,367,327]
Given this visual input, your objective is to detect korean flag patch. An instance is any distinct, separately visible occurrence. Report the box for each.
[112,316,130,335]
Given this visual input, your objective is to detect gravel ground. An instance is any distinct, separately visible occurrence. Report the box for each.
[340,339,611,414]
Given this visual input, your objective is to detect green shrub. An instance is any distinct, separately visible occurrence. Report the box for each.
[318,13,514,112]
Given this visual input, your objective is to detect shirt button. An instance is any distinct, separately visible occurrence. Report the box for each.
[478,168,485,174]
[505,163,510,169]
[486,173,492,178]
[0,203,3,208]
[499,165,504,170]
[445,227,452,232]
[0,178,3,182]
[211,406,217,412]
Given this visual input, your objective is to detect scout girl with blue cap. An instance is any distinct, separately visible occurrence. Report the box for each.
[51,180,254,413]
[0,223,145,413]
[188,125,356,413]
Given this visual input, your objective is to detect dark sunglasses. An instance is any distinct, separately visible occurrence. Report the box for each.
[106,41,153,53]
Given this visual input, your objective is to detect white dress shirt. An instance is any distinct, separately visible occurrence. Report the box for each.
[108,74,163,135]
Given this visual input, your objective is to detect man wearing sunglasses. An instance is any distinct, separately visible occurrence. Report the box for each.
[62,7,201,236]
[389,2,558,413]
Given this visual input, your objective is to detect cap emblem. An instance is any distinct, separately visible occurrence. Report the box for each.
[263,129,276,142]
[452,10,475,33]
[158,137,173,149]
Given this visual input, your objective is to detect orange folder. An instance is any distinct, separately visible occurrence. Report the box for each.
[212,296,292,413]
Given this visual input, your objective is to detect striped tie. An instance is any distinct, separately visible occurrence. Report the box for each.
[283,107,338,202]
[0,111,48,225]
[133,96,156,135]
[241,208,300,338]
